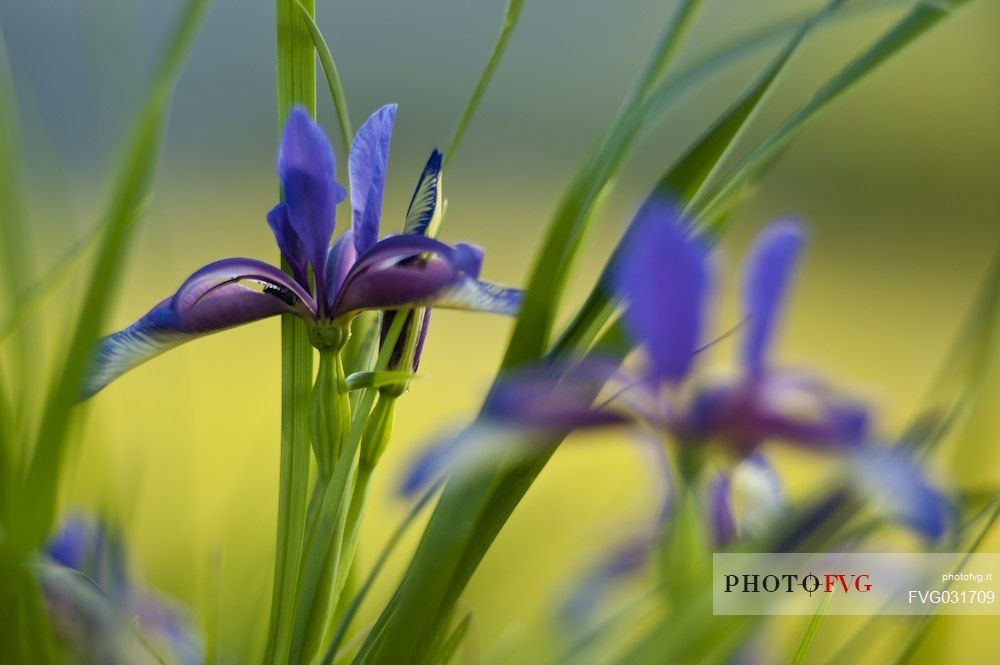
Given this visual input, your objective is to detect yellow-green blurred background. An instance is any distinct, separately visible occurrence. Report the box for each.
[1,0,998,662]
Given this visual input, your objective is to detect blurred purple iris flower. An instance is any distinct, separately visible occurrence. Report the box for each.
[616,200,868,453]
[41,516,202,664]
[83,106,521,397]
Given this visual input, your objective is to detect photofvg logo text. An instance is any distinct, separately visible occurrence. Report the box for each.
[713,553,1000,616]
[723,571,871,596]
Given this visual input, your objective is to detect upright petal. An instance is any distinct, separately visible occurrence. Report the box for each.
[83,259,314,398]
[349,104,396,255]
[324,231,358,310]
[266,202,308,287]
[741,220,804,376]
[277,108,345,296]
[402,150,443,236]
[615,199,710,384]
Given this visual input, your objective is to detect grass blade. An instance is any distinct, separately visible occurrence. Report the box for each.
[791,592,833,665]
[265,0,317,661]
[12,0,212,551]
[444,0,526,168]
[320,481,442,665]
[295,0,353,149]
[498,0,704,371]
[693,0,972,225]
[553,0,854,358]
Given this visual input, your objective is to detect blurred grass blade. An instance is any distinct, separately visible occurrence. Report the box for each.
[0,25,30,320]
[909,248,999,455]
[694,0,971,225]
[433,612,474,665]
[13,0,212,551]
[553,0,849,357]
[295,0,353,148]
[499,0,704,371]
[0,218,106,342]
[444,0,526,168]
[791,592,833,665]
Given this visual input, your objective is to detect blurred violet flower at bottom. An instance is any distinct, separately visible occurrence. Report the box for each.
[40,516,202,665]
[83,105,522,397]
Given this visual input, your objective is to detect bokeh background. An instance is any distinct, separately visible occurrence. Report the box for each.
[1,0,998,661]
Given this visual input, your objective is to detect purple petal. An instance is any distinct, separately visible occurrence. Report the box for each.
[615,198,710,384]
[402,150,443,236]
[332,262,521,319]
[852,448,949,540]
[277,108,345,299]
[410,309,432,371]
[46,517,91,570]
[453,243,484,278]
[266,202,309,287]
[687,372,868,453]
[325,231,358,310]
[83,259,313,398]
[741,220,804,376]
[484,369,628,431]
[332,237,521,319]
[349,104,396,255]
[172,257,316,317]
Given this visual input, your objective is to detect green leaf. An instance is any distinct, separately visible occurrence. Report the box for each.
[295,0,353,149]
[345,370,422,391]
[11,0,212,552]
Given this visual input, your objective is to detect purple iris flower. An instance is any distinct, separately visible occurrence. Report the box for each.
[83,106,522,397]
[616,202,868,453]
[41,516,202,664]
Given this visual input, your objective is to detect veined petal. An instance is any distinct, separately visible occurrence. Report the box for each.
[615,198,710,384]
[742,220,804,376]
[332,260,522,318]
[83,260,313,398]
[265,202,308,286]
[172,257,316,316]
[349,104,396,255]
[402,150,443,236]
[277,108,345,296]
[325,231,358,310]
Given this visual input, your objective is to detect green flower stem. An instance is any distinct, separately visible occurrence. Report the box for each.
[310,349,352,478]
[266,0,316,662]
[288,313,408,664]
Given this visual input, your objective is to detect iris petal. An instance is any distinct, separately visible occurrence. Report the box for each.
[851,448,949,540]
[265,202,309,287]
[616,199,710,384]
[83,259,313,398]
[741,220,804,376]
[324,231,358,311]
[349,104,396,256]
[402,150,443,236]
[277,108,345,299]
[332,260,522,319]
